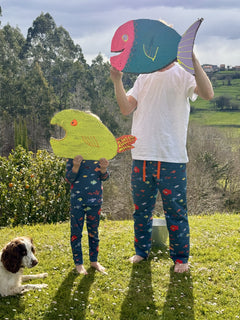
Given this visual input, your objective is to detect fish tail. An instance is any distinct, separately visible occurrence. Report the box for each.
[116,135,136,153]
[177,18,203,75]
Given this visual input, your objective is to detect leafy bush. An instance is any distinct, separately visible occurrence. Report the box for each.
[0,146,70,226]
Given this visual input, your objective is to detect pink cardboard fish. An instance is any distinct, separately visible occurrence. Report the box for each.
[111,18,203,75]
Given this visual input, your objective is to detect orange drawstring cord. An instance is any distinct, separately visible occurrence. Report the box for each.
[143,161,160,181]
[143,160,146,182]
[157,161,161,180]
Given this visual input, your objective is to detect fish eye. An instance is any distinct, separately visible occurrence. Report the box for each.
[122,34,128,42]
[71,119,78,126]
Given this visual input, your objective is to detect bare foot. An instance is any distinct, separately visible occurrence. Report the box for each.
[76,264,88,275]
[129,255,144,263]
[174,262,189,273]
[91,262,108,275]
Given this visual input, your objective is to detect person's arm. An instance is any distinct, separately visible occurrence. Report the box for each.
[193,53,214,101]
[72,155,83,173]
[110,67,137,115]
[99,158,110,181]
[65,155,83,184]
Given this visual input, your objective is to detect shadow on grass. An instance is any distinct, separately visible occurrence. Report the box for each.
[120,260,158,320]
[210,124,240,128]
[43,268,95,319]
[120,244,194,320]
[162,267,194,320]
[150,243,170,261]
[0,295,24,320]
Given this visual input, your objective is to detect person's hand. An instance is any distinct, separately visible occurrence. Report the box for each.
[110,66,123,83]
[72,155,83,173]
[99,158,109,173]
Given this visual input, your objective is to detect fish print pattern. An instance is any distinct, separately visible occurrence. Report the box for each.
[66,159,109,265]
[131,160,189,263]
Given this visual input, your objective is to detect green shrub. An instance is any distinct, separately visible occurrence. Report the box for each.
[0,146,70,226]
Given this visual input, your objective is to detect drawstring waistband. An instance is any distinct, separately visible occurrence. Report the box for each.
[143,160,146,182]
[157,161,161,180]
[142,161,161,182]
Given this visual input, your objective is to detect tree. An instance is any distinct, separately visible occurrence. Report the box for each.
[90,54,122,135]
[211,96,231,111]
[22,62,58,152]
[21,13,91,111]
[0,11,132,155]
[21,13,86,75]
[0,24,26,116]
[14,117,28,150]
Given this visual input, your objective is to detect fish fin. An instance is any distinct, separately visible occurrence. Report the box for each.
[81,136,100,148]
[143,44,159,62]
[116,135,136,153]
[177,18,203,75]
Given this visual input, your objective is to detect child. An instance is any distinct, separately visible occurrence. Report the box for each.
[66,155,109,275]
[110,52,214,273]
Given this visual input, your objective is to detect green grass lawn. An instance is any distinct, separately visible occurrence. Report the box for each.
[0,213,239,320]
[191,78,240,111]
[191,110,240,128]
[214,79,240,98]
[190,75,240,132]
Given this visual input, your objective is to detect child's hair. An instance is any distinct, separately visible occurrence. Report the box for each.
[85,110,101,121]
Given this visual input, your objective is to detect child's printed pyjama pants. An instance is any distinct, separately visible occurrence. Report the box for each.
[131,160,190,264]
[70,204,101,265]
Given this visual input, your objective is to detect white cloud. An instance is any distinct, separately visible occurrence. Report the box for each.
[1,0,239,66]
[196,37,240,66]
[74,30,114,64]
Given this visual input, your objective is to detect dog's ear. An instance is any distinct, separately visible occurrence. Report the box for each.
[1,240,26,273]
[17,243,27,257]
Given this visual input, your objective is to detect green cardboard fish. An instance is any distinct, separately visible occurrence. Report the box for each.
[111,18,203,75]
[50,109,136,160]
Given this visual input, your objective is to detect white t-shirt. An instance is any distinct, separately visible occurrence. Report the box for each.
[127,63,197,163]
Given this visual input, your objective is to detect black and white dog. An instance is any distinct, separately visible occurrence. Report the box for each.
[0,236,48,296]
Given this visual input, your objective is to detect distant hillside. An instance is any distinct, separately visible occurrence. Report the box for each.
[192,70,240,110]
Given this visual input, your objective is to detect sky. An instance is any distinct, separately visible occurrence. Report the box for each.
[1,0,240,66]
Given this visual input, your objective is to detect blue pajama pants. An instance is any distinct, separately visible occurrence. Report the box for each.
[70,204,101,265]
[131,160,190,264]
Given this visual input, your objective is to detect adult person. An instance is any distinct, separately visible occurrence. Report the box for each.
[110,52,214,273]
